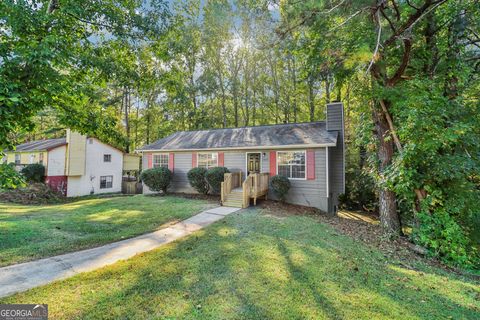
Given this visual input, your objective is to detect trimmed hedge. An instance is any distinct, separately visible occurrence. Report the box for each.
[205,167,229,194]
[187,167,209,194]
[270,175,291,201]
[140,167,173,194]
[20,163,45,183]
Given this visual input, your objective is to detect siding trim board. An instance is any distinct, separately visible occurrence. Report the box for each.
[326,147,329,197]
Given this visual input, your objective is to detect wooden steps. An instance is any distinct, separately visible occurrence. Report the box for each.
[223,191,243,208]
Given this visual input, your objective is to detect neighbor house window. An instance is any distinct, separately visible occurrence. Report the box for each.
[153,154,169,168]
[198,153,218,169]
[30,154,35,164]
[277,151,306,179]
[15,154,20,165]
[100,176,113,189]
[104,154,112,162]
[39,153,44,164]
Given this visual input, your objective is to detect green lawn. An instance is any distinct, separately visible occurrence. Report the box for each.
[2,208,478,319]
[0,195,212,267]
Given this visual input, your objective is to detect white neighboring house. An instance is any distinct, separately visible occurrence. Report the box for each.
[5,130,137,197]
[65,136,124,197]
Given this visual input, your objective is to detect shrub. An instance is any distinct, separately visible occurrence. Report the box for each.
[270,175,291,201]
[140,167,172,194]
[187,167,209,194]
[0,163,26,190]
[20,163,46,183]
[205,167,230,194]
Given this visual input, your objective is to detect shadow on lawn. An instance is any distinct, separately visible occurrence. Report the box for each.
[69,211,479,320]
[0,196,207,267]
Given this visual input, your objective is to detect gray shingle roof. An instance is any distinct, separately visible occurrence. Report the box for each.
[138,122,338,151]
[13,138,67,152]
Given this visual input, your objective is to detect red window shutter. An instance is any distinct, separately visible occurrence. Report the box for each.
[147,153,153,169]
[168,153,175,172]
[306,150,315,180]
[192,152,197,168]
[218,152,224,167]
[269,151,276,176]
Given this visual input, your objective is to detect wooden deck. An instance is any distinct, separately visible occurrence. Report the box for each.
[221,172,269,208]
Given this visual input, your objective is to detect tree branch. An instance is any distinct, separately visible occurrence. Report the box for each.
[366,10,383,74]
[387,38,412,86]
[383,0,448,48]
[380,7,397,33]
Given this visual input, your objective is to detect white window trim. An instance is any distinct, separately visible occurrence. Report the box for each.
[276,150,307,181]
[197,152,218,169]
[153,153,169,168]
[245,152,263,176]
[100,175,113,189]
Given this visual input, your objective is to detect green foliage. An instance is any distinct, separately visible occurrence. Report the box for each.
[140,167,173,194]
[205,167,229,194]
[414,207,477,268]
[270,175,291,201]
[187,167,209,194]
[0,163,26,190]
[340,168,377,212]
[0,0,170,150]
[20,163,45,183]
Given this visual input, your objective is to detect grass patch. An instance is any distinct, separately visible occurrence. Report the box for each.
[0,195,212,266]
[2,209,478,319]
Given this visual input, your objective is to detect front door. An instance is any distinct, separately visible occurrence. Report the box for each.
[247,153,261,174]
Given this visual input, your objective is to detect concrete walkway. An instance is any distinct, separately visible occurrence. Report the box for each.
[0,206,241,298]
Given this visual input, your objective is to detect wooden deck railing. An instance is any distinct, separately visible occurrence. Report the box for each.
[221,171,242,204]
[242,173,270,207]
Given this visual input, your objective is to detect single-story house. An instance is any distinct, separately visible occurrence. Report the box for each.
[4,130,140,197]
[137,102,345,213]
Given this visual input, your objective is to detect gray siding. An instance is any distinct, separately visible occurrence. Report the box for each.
[326,102,343,131]
[327,102,345,210]
[142,148,333,213]
[265,148,328,212]
[171,153,195,192]
[224,152,246,178]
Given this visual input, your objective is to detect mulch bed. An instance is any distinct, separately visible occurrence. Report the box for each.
[0,183,66,205]
[258,199,479,279]
[0,184,132,205]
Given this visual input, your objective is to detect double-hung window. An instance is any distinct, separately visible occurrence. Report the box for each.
[197,153,218,169]
[14,154,20,165]
[153,154,169,168]
[100,176,113,189]
[277,151,306,179]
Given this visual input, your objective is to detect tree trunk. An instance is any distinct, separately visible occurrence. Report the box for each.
[373,105,401,236]
[308,75,315,121]
[124,88,130,153]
